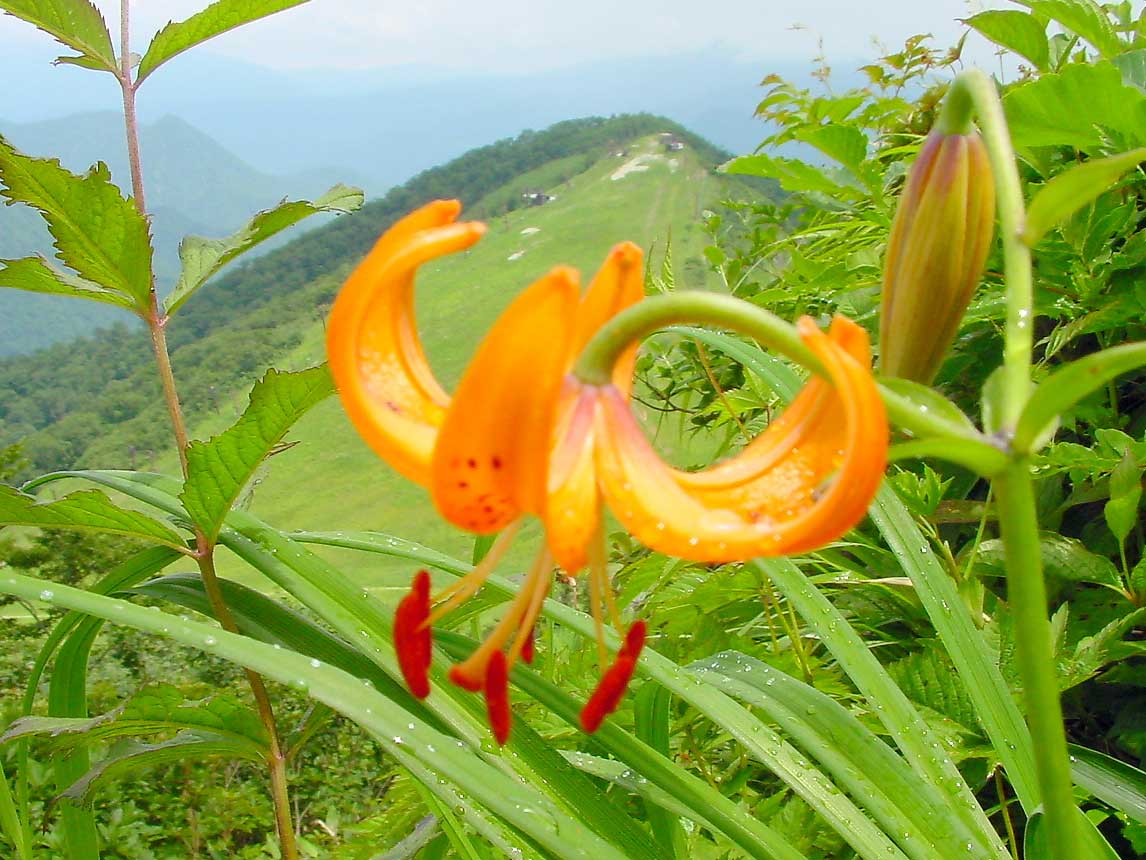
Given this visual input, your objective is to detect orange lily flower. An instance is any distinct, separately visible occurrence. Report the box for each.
[328,200,887,744]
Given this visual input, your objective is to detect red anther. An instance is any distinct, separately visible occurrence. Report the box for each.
[484,651,512,745]
[522,625,536,664]
[448,663,485,692]
[580,621,647,733]
[619,620,647,660]
[394,570,433,699]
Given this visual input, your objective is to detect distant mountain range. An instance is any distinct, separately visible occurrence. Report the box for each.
[1,47,843,189]
[0,47,831,356]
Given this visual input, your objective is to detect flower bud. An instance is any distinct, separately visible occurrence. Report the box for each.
[880,130,995,383]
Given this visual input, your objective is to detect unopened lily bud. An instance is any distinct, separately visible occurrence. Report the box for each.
[880,129,995,383]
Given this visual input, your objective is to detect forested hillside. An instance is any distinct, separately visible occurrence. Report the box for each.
[0,113,760,479]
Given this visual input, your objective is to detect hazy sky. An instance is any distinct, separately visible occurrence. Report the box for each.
[0,0,1001,72]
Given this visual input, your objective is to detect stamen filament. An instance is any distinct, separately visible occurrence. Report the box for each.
[425,518,523,626]
[590,519,625,634]
[449,547,548,689]
[508,549,554,665]
[588,537,608,668]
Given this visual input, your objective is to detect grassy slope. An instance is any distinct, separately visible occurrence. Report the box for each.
[200,136,740,587]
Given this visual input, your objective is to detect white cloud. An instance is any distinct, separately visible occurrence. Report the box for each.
[0,0,997,72]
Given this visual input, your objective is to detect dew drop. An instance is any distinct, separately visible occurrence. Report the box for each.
[38,589,54,601]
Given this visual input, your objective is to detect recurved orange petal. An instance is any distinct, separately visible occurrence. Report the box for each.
[545,380,600,572]
[431,268,580,532]
[546,244,645,572]
[328,201,485,485]
[572,242,645,393]
[594,316,887,562]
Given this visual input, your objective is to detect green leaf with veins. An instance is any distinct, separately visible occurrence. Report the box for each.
[165,184,364,316]
[0,255,137,309]
[1105,449,1142,546]
[963,10,1049,70]
[1023,148,1146,246]
[61,734,264,806]
[1013,0,1123,59]
[136,0,309,84]
[0,0,116,71]
[2,683,268,750]
[1003,62,1146,150]
[0,486,188,549]
[180,366,335,542]
[0,137,153,310]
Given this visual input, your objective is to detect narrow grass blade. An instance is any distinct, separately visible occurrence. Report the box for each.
[0,759,29,860]
[0,572,637,860]
[756,557,1007,857]
[695,650,998,860]
[870,485,1040,811]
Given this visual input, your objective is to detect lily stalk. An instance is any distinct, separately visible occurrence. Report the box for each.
[946,70,1083,860]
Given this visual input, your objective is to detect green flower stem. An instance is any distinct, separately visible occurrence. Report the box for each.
[574,291,1003,462]
[954,70,1035,432]
[936,75,975,135]
[949,69,1088,859]
[574,292,818,383]
[992,462,1083,860]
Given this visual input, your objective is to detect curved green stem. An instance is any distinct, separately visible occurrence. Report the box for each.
[992,463,1082,859]
[574,291,1004,463]
[575,292,818,384]
[955,70,1035,433]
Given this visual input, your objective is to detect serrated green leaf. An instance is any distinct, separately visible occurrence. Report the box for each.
[0,255,136,309]
[0,0,116,71]
[793,125,868,172]
[180,366,334,541]
[1014,0,1123,58]
[165,184,363,315]
[61,733,263,806]
[722,153,862,199]
[886,648,981,733]
[969,532,1121,587]
[1003,61,1146,150]
[1113,48,1146,91]
[1024,148,1146,245]
[0,486,187,549]
[0,137,153,309]
[1130,558,1146,599]
[1061,607,1146,689]
[1104,450,1142,545]
[136,0,309,84]
[963,10,1050,69]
